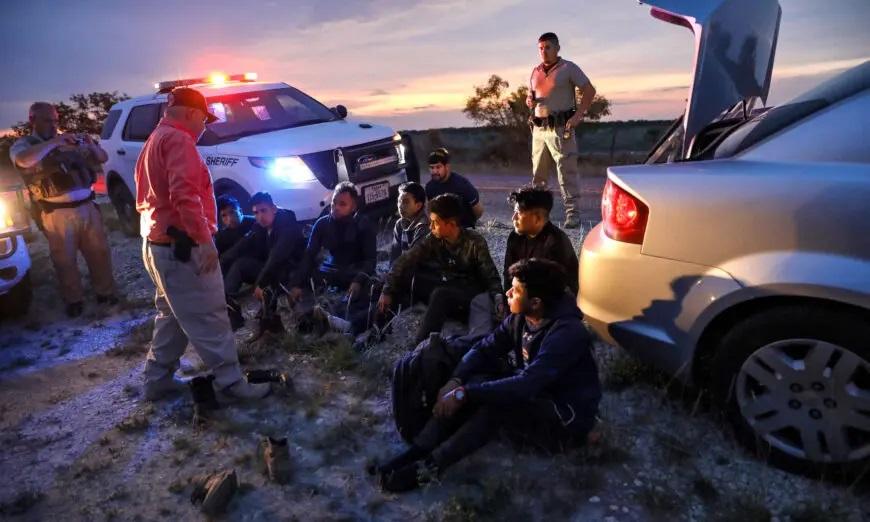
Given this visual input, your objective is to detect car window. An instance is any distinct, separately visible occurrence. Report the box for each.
[100,109,123,140]
[122,103,164,142]
[740,90,870,164]
[198,87,337,146]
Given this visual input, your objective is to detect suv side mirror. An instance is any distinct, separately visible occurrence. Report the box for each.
[333,105,348,119]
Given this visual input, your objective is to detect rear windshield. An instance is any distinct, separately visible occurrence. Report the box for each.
[199,87,338,146]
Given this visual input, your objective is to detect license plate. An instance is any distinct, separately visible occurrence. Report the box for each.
[363,182,390,204]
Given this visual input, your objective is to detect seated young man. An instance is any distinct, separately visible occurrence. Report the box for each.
[391,181,429,262]
[378,193,504,345]
[425,148,484,228]
[289,182,377,304]
[220,192,303,333]
[215,195,255,256]
[504,185,579,295]
[374,259,601,492]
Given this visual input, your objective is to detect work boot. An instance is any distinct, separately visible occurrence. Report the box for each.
[143,374,187,401]
[65,302,84,318]
[217,379,271,402]
[379,457,438,493]
[191,469,238,516]
[367,445,428,476]
[190,375,220,424]
[262,436,291,484]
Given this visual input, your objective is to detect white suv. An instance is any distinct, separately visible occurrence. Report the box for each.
[97,74,414,235]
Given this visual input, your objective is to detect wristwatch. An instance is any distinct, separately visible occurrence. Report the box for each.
[453,387,466,402]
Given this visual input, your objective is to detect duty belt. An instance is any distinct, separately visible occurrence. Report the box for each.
[530,110,576,129]
[36,192,96,214]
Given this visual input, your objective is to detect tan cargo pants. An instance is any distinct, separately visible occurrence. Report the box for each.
[142,241,243,389]
[531,126,581,223]
[41,202,116,304]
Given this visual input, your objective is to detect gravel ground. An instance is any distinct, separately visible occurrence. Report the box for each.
[0,188,867,521]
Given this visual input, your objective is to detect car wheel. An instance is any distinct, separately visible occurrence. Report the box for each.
[0,272,32,319]
[711,305,870,476]
[109,182,139,237]
[216,184,251,215]
[400,133,420,183]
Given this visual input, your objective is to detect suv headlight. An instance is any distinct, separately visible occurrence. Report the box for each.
[392,133,406,165]
[249,156,317,183]
[0,187,30,238]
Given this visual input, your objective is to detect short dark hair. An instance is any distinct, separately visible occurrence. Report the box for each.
[538,32,559,44]
[250,192,274,208]
[216,194,241,213]
[428,147,450,166]
[333,181,359,203]
[428,193,463,224]
[509,184,553,214]
[508,258,566,309]
[399,181,426,204]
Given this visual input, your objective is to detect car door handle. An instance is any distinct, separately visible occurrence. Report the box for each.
[116,149,126,156]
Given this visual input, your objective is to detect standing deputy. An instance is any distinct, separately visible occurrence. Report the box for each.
[527,32,597,228]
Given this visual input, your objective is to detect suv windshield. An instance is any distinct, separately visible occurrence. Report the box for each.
[199,87,337,145]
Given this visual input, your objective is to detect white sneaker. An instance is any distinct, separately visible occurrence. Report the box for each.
[217,380,271,401]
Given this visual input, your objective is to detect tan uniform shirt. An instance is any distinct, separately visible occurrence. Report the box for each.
[529,58,590,113]
[10,133,97,203]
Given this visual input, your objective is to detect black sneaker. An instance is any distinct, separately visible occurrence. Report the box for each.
[367,445,428,476]
[65,302,84,318]
[379,458,437,493]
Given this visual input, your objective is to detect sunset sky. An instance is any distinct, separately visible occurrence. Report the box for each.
[2,0,868,132]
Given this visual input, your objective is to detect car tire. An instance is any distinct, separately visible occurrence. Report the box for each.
[0,272,32,319]
[109,182,139,237]
[711,305,870,477]
[400,133,420,183]
[215,184,251,215]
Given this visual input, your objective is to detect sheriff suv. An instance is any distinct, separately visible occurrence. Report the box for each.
[97,73,415,236]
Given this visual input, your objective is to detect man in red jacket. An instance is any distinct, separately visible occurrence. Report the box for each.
[135,87,269,402]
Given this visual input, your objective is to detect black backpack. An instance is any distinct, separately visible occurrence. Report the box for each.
[391,333,480,442]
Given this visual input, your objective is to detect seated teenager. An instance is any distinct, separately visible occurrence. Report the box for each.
[378,193,504,345]
[215,195,255,256]
[375,259,601,492]
[220,192,303,333]
[391,181,429,263]
[425,148,484,228]
[289,182,377,306]
[504,185,579,295]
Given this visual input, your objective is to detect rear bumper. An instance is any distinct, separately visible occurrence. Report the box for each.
[579,223,741,381]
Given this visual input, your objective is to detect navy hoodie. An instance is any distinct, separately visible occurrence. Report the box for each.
[453,294,601,433]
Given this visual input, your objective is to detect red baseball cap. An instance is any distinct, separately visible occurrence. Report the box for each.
[167,87,218,123]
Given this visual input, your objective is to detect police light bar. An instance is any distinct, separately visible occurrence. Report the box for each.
[154,73,258,93]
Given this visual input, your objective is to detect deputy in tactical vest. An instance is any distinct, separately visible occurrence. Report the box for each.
[10,102,118,317]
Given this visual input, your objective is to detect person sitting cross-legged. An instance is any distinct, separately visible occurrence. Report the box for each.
[374,258,601,492]
[378,193,504,345]
[220,192,303,334]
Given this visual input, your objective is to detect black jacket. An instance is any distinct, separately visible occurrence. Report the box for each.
[220,209,302,287]
[453,294,601,433]
[390,213,429,263]
[383,228,502,298]
[215,215,255,255]
[293,212,377,288]
[503,221,579,295]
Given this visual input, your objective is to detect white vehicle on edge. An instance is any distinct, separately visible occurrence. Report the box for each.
[97,73,416,236]
[0,181,32,318]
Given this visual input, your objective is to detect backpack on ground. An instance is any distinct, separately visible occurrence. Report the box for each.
[390,333,480,442]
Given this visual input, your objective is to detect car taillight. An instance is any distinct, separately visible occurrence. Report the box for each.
[601,179,648,244]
